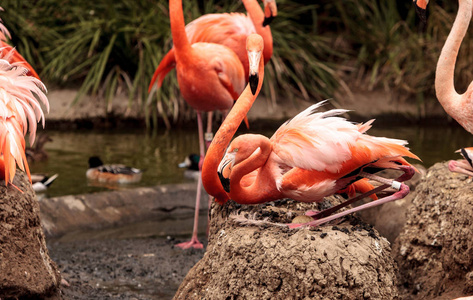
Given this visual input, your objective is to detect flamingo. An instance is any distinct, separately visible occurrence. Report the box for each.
[148,0,276,91]
[414,0,473,176]
[0,53,49,189]
[0,9,40,80]
[202,34,419,228]
[166,0,245,249]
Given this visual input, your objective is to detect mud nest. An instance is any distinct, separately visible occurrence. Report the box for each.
[175,196,400,299]
[393,162,473,299]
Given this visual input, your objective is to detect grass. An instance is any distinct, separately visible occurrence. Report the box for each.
[0,0,468,125]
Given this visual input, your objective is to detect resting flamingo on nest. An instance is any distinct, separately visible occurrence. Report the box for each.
[202,34,420,228]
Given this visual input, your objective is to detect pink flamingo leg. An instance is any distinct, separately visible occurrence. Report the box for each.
[289,165,415,229]
[176,112,206,249]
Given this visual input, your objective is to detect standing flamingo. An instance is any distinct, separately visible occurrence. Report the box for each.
[148,0,276,91]
[202,34,419,228]
[414,0,473,175]
[0,10,40,80]
[0,53,49,189]
[166,0,245,249]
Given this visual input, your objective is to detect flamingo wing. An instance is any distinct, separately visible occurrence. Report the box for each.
[0,58,48,185]
[270,102,419,175]
[0,41,40,80]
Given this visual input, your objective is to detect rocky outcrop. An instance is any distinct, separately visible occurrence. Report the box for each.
[0,171,61,298]
[393,162,473,299]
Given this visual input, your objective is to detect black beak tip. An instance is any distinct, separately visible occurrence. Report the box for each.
[249,74,259,95]
[414,4,427,24]
[218,172,231,193]
[262,16,274,27]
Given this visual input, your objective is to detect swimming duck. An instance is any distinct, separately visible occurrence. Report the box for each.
[26,133,52,163]
[86,156,143,184]
[178,154,200,181]
[32,173,59,193]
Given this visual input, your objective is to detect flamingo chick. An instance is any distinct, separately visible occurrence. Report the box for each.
[203,34,420,229]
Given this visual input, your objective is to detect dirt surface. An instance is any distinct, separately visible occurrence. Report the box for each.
[48,235,205,300]
[0,172,60,299]
[175,197,400,300]
[393,162,473,300]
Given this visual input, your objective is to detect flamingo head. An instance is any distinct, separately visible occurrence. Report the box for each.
[247,34,264,95]
[262,0,278,26]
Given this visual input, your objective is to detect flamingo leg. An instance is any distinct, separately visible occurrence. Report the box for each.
[176,112,205,249]
[289,165,416,229]
[448,160,473,177]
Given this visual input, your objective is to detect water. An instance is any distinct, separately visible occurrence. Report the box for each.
[29,124,473,198]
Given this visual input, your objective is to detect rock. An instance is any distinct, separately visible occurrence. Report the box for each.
[175,197,400,299]
[0,171,61,298]
[393,162,473,299]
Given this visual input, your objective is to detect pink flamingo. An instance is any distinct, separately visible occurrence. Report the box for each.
[203,34,419,228]
[415,0,473,176]
[0,52,49,189]
[148,0,276,91]
[167,0,245,249]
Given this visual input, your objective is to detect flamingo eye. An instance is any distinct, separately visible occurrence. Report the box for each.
[232,148,239,153]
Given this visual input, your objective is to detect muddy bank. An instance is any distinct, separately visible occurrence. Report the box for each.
[48,233,206,300]
[45,88,450,129]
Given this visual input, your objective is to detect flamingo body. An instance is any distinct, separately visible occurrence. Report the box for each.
[175,42,245,111]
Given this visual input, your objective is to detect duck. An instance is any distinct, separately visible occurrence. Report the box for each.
[31,173,59,193]
[178,154,200,181]
[86,156,143,184]
[26,133,52,163]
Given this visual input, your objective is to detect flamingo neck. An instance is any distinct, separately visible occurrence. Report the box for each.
[435,0,472,112]
[243,0,273,63]
[229,136,280,204]
[169,0,192,61]
[202,58,265,203]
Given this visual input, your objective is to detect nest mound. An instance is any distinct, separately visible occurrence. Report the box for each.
[175,197,399,299]
[393,162,473,299]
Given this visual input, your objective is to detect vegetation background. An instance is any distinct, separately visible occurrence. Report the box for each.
[0,0,468,127]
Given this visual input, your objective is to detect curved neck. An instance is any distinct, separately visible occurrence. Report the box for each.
[202,57,265,203]
[243,0,273,63]
[169,0,192,60]
[229,136,279,204]
[435,0,471,109]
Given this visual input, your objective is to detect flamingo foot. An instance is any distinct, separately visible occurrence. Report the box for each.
[176,236,204,249]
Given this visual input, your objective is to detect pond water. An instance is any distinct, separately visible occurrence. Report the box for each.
[29,123,473,198]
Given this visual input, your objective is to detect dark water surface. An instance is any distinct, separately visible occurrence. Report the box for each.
[30,124,473,198]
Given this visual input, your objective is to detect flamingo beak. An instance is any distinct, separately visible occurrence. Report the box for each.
[217,158,232,193]
[247,50,262,95]
[263,0,277,27]
[413,0,429,24]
